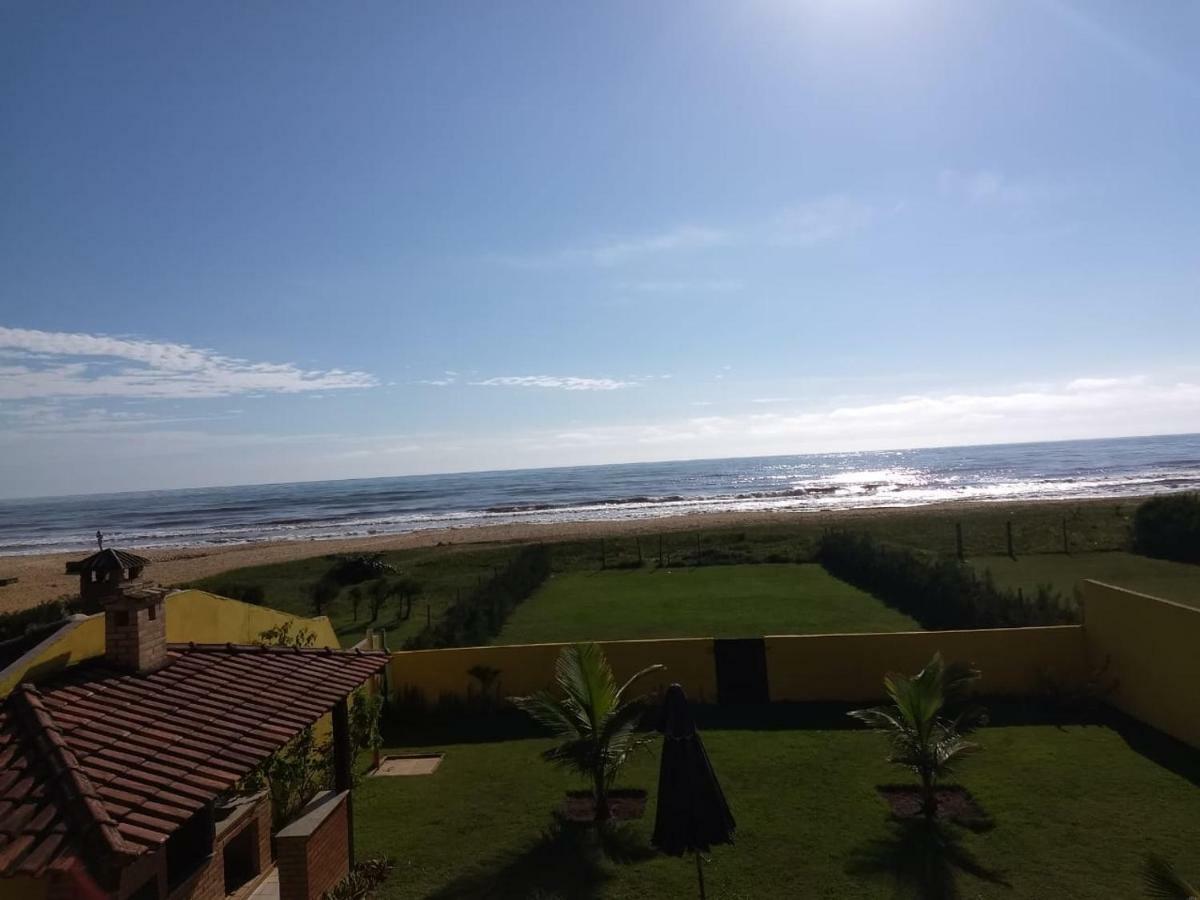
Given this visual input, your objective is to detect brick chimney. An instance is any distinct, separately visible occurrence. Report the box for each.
[102,586,169,674]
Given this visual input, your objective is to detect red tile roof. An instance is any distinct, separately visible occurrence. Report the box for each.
[0,643,387,881]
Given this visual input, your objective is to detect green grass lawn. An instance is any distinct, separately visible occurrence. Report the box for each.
[972,552,1200,609]
[355,709,1200,898]
[492,564,920,644]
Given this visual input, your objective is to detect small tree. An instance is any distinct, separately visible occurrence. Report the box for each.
[348,586,364,622]
[849,653,986,821]
[245,622,330,826]
[309,577,340,617]
[241,725,331,829]
[509,643,664,822]
[368,578,390,622]
[350,689,384,772]
[390,576,421,621]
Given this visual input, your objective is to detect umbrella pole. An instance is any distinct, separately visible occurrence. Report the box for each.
[695,851,706,900]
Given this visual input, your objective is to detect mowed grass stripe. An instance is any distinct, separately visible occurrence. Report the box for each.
[492,563,921,644]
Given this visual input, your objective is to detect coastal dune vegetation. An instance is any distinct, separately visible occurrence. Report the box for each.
[179,497,1200,649]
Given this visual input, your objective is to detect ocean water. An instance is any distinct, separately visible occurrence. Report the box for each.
[1,433,1198,556]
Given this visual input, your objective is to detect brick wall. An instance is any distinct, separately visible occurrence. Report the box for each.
[276,791,350,900]
[164,794,272,900]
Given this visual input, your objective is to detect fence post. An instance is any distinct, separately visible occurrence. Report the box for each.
[695,531,702,566]
[1062,518,1070,555]
[1006,521,1015,560]
[426,603,431,627]
[637,537,643,565]
[600,539,607,570]
[658,534,664,568]
[955,523,964,561]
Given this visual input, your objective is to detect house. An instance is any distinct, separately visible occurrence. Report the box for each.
[0,550,388,900]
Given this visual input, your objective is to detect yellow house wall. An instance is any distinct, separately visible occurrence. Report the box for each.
[0,615,104,696]
[1081,580,1200,750]
[164,589,339,648]
[389,637,718,704]
[765,626,1088,702]
[0,589,337,695]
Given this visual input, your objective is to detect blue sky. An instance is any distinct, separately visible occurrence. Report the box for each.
[2,0,1199,497]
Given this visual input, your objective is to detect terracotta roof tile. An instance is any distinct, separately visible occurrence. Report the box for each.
[0,643,387,880]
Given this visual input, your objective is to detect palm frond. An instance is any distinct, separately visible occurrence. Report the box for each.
[1144,855,1199,899]
[614,663,666,703]
[509,691,578,737]
[850,653,987,798]
[510,642,666,803]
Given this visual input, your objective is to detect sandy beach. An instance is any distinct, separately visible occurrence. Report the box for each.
[0,496,1133,613]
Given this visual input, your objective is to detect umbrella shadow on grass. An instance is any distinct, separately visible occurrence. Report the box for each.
[846,818,1010,900]
[426,812,658,899]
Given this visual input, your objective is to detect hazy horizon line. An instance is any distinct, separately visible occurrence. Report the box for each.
[2,429,1195,504]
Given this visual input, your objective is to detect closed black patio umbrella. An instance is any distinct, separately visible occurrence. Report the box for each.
[652,683,735,899]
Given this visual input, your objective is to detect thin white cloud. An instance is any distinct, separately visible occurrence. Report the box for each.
[938,169,1042,208]
[531,375,1200,456]
[1066,375,1147,391]
[767,196,877,246]
[494,225,729,269]
[0,326,377,400]
[619,279,744,295]
[751,397,792,404]
[494,195,879,269]
[470,375,637,391]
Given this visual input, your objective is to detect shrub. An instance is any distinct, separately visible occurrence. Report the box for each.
[256,621,318,648]
[1133,493,1200,564]
[0,594,94,644]
[328,553,396,585]
[324,856,394,900]
[816,530,1075,629]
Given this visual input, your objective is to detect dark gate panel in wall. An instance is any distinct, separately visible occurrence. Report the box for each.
[714,638,769,704]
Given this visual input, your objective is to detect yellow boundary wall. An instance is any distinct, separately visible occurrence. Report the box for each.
[765,625,1087,702]
[387,626,1087,707]
[0,589,338,695]
[390,637,718,704]
[1081,580,1200,749]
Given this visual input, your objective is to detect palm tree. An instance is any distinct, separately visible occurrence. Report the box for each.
[1144,855,1198,899]
[510,643,665,822]
[848,653,985,820]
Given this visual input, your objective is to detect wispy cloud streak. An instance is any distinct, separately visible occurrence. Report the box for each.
[0,326,377,400]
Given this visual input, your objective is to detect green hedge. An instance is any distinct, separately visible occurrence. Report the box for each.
[1133,493,1200,565]
[0,594,94,644]
[403,544,551,650]
[816,529,1076,629]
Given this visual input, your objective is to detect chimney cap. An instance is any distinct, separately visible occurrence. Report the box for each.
[65,548,150,576]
